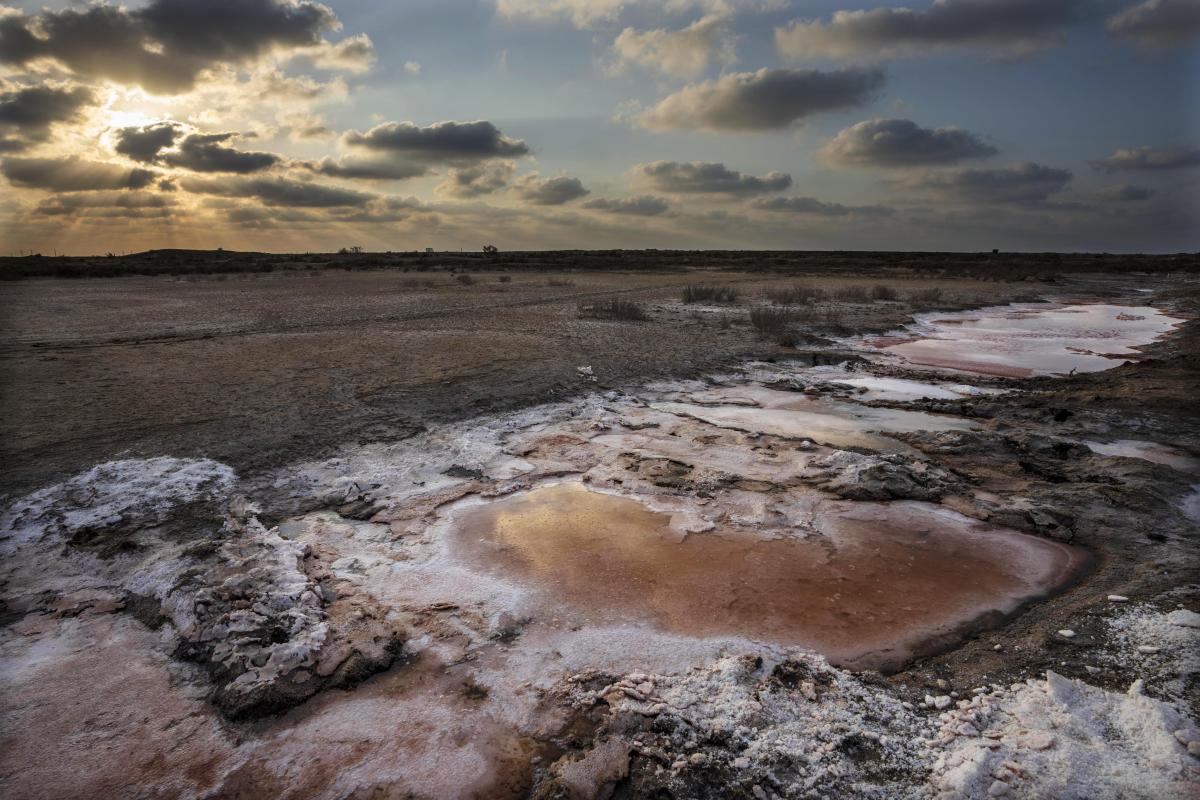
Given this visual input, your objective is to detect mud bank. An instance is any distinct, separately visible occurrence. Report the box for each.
[2,282,1198,799]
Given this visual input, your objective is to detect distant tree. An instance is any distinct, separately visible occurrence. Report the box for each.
[482,244,498,254]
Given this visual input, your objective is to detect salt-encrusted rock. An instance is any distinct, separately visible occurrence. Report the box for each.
[1057,629,1076,639]
[1023,732,1055,751]
[1108,595,1129,602]
[1165,609,1200,628]
[988,779,1011,796]
[809,451,958,501]
[934,695,954,710]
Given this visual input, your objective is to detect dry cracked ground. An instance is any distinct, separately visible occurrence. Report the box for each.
[1,265,1198,799]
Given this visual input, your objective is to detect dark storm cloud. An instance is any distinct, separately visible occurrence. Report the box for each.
[511,173,589,205]
[1089,145,1200,172]
[306,156,429,181]
[180,175,374,207]
[582,196,670,216]
[1108,0,1200,48]
[752,196,895,217]
[1,156,157,191]
[902,162,1073,206]
[775,0,1088,60]
[0,84,95,153]
[114,123,181,163]
[1092,184,1156,203]
[0,0,343,94]
[823,119,998,167]
[633,161,792,196]
[342,121,530,163]
[162,132,281,174]
[637,68,884,132]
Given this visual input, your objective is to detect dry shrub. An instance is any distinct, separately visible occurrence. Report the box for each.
[834,285,868,302]
[456,273,476,285]
[578,298,649,321]
[548,277,575,287]
[749,306,796,337]
[682,284,740,303]
[907,287,942,303]
[870,284,898,301]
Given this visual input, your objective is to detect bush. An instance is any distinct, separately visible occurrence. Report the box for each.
[548,277,575,287]
[497,274,512,283]
[870,284,898,301]
[907,287,942,303]
[749,306,796,337]
[578,298,649,321]
[834,285,868,302]
[682,284,740,303]
[765,284,824,304]
[456,273,476,285]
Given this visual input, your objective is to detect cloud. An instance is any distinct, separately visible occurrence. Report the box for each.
[1089,145,1200,172]
[511,173,590,205]
[2,156,157,191]
[1108,0,1200,48]
[0,0,360,94]
[113,125,281,173]
[114,123,181,163]
[436,162,515,198]
[775,0,1086,61]
[0,83,95,153]
[343,120,530,163]
[163,132,281,173]
[752,196,894,216]
[495,0,770,29]
[306,157,429,181]
[611,13,735,78]
[33,191,179,218]
[901,161,1073,206]
[1092,183,1156,203]
[297,33,376,72]
[632,160,792,195]
[583,195,670,215]
[635,67,884,132]
[180,175,375,206]
[823,118,998,167]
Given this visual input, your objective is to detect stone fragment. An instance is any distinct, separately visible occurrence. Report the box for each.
[1165,609,1200,628]
[1057,629,1075,639]
[988,780,1010,796]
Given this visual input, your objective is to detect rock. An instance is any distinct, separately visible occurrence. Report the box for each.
[1107,595,1129,602]
[1188,742,1200,758]
[733,757,750,769]
[810,451,958,502]
[1023,732,1055,751]
[933,695,953,710]
[988,779,1011,796]
[1057,629,1076,639]
[1137,645,1160,654]
[1165,609,1200,628]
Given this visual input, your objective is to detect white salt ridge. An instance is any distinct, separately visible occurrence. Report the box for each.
[0,456,235,547]
[1083,440,1200,473]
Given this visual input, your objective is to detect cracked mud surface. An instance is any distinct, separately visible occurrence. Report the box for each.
[2,270,1198,799]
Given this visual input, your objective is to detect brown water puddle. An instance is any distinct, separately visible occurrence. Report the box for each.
[447,483,1087,670]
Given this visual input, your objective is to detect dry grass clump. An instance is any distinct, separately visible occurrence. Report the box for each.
[907,287,943,303]
[749,306,798,337]
[870,284,898,301]
[547,277,575,287]
[455,273,476,285]
[578,298,649,321]
[682,284,740,303]
[497,274,512,283]
[834,285,869,302]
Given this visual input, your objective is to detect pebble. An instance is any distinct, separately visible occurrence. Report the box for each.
[993,644,1003,651]
[1189,742,1200,758]
[733,757,751,769]
[1057,629,1076,639]
[689,753,706,765]
[1107,595,1129,602]
[933,695,953,710]
[1137,645,1160,654]
[988,779,1011,796]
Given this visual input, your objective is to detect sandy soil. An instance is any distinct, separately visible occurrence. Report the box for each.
[0,268,1033,496]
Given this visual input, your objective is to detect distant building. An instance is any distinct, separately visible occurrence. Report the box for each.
[425,247,434,253]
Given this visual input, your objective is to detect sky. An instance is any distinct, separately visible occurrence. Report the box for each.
[0,0,1197,255]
